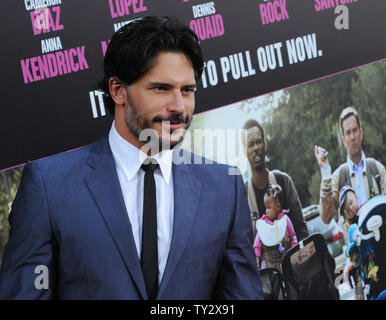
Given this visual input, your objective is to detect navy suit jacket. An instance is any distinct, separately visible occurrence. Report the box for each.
[0,137,262,299]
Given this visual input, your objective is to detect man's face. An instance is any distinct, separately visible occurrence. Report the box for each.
[343,191,359,220]
[342,115,363,159]
[245,126,266,171]
[123,51,196,151]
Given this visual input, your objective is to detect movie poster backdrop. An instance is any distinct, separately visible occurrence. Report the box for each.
[1,0,385,170]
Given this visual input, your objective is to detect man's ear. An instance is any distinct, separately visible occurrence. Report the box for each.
[108,77,127,106]
[342,134,346,149]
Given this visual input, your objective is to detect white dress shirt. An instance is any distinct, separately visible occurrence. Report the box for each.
[347,152,367,207]
[108,122,174,284]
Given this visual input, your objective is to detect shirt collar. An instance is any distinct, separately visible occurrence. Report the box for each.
[108,121,173,184]
[347,152,366,175]
[261,210,288,224]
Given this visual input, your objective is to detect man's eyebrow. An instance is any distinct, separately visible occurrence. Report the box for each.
[183,83,197,88]
[148,82,172,88]
[148,82,197,88]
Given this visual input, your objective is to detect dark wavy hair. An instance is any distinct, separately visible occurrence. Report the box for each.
[265,183,284,206]
[98,16,204,116]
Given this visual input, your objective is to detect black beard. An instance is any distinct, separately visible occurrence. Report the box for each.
[124,101,191,152]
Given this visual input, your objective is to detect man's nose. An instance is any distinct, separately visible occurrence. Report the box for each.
[167,90,185,114]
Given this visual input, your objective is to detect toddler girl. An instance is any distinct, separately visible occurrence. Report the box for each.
[254,183,297,270]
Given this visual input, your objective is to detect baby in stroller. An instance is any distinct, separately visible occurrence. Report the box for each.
[254,183,297,270]
[340,186,386,300]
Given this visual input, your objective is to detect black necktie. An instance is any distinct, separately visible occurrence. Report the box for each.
[141,159,159,300]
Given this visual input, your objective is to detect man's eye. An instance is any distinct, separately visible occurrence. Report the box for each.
[151,85,168,91]
[182,88,195,93]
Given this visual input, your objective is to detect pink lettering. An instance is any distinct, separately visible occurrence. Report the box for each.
[214,14,224,36]
[37,55,50,80]
[266,3,275,23]
[45,8,55,33]
[21,59,34,84]
[259,0,289,25]
[189,14,225,41]
[77,46,89,70]
[109,0,118,18]
[260,4,268,25]
[56,51,67,75]
[132,0,147,14]
[30,11,41,35]
[101,40,111,56]
[47,54,58,77]
[315,0,358,12]
[69,48,79,72]
[315,0,321,11]
[63,50,72,73]
[109,0,147,19]
[274,1,281,20]
[52,6,64,31]
[30,57,40,81]
[30,6,64,36]
[205,16,214,38]
[20,47,89,84]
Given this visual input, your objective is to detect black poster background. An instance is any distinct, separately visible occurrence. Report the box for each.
[0,0,385,171]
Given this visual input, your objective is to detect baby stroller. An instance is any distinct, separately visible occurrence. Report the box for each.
[258,268,287,300]
[281,233,339,299]
[347,195,386,300]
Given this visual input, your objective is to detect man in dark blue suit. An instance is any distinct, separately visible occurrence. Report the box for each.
[0,16,262,300]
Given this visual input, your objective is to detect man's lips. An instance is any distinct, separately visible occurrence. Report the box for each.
[168,122,184,130]
[254,154,264,162]
[161,121,185,131]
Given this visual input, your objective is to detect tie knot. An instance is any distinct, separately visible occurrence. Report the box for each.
[141,159,159,172]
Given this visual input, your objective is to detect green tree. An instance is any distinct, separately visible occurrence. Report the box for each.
[351,62,386,165]
[0,166,24,266]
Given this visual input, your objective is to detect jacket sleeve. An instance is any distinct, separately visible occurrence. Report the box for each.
[283,173,309,241]
[0,162,57,299]
[212,170,263,300]
[319,166,340,224]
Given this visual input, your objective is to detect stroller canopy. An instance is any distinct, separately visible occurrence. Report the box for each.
[358,195,386,228]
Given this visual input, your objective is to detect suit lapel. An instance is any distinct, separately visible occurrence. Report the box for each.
[83,138,148,299]
[157,159,201,298]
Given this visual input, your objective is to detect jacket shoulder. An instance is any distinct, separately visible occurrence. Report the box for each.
[26,138,108,175]
[177,149,237,174]
[366,157,385,171]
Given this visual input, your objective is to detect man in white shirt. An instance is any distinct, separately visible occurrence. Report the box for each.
[0,16,262,300]
[315,106,386,224]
